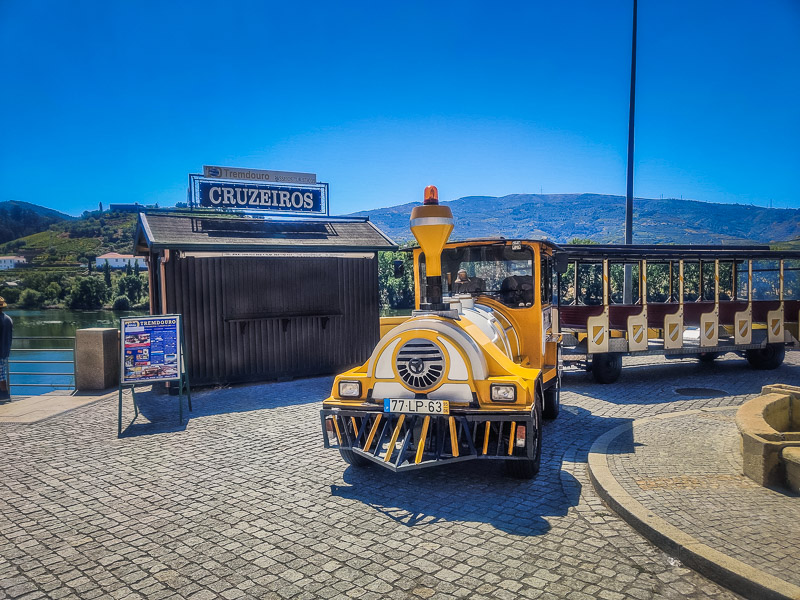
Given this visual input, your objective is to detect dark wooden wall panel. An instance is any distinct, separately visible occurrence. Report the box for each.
[164,255,379,386]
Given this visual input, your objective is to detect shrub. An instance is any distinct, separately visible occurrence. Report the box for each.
[112,295,131,311]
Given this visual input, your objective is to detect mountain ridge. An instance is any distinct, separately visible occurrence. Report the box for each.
[0,201,75,246]
[351,193,800,245]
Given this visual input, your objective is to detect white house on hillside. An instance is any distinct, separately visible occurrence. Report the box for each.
[0,256,27,270]
[96,252,147,270]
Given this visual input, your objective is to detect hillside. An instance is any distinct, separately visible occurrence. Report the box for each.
[0,211,138,265]
[2,194,797,266]
[353,194,800,245]
[0,200,74,245]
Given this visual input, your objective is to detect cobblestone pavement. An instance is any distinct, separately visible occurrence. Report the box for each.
[605,406,800,589]
[1,352,798,600]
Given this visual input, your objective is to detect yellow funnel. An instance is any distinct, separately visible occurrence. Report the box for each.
[410,186,453,277]
[411,186,453,309]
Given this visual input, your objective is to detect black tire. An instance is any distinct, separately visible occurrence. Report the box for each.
[697,352,720,363]
[339,448,370,467]
[543,380,560,420]
[591,353,622,384]
[745,344,785,370]
[506,391,543,479]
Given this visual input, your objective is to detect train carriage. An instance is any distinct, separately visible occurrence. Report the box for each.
[557,244,800,383]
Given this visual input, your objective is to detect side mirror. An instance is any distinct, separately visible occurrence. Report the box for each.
[393,259,405,278]
[553,253,569,274]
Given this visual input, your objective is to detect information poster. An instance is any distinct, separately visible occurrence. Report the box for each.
[121,315,181,384]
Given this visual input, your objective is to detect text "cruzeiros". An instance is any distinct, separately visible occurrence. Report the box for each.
[207,186,314,209]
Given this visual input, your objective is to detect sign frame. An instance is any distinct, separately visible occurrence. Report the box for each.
[118,314,192,436]
[188,174,330,216]
[121,315,182,384]
[203,165,316,184]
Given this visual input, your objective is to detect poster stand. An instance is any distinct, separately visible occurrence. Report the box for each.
[117,314,192,437]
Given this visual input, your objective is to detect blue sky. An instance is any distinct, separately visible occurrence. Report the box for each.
[1,0,798,216]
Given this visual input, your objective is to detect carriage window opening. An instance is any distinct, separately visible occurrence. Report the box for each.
[735,261,749,299]
[751,260,780,301]
[683,261,700,302]
[609,262,640,305]
[541,255,553,306]
[559,262,576,305]
[717,261,734,301]
[646,262,670,303]
[785,260,800,300]
[575,262,604,306]
[701,261,717,301]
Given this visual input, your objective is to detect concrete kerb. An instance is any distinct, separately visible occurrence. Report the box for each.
[0,388,118,425]
[588,408,800,600]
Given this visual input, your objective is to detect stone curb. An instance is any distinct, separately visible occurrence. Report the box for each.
[588,407,800,600]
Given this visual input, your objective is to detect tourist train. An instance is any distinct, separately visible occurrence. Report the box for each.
[320,186,800,477]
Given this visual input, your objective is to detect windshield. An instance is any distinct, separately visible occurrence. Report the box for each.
[419,245,535,308]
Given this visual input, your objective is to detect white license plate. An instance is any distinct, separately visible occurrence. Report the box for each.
[383,398,449,415]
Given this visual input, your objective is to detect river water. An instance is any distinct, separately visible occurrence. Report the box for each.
[6,307,409,396]
[5,308,140,396]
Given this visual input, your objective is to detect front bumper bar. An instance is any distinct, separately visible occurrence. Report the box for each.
[320,407,536,472]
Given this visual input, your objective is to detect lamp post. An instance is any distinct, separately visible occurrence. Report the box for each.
[623,0,637,304]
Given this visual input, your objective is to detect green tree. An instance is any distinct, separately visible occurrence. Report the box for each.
[21,270,47,292]
[378,250,415,311]
[44,282,61,304]
[125,262,132,276]
[68,276,106,309]
[20,289,43,309]
[134,259,140,277]
[103,260,112,289]
[117,274,142,303]
[0,287,20,305]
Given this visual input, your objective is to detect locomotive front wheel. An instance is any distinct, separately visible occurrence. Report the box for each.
[339,448,370,467]
[543,381,560,420]
[591,353,622,384]
[506,393,543,479]
[745,344,785,370]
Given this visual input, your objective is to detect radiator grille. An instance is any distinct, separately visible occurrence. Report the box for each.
[396,338,445,390]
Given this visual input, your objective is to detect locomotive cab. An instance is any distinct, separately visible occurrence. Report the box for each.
[320,186,562,478]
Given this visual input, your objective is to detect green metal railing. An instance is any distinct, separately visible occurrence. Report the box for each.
[8,336,76,395]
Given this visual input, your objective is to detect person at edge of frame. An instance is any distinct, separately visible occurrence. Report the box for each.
[0,296,12,401]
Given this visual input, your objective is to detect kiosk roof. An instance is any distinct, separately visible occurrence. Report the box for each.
[135,211,397,253]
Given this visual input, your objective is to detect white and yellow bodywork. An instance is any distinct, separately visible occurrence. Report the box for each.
[321,186,559,477]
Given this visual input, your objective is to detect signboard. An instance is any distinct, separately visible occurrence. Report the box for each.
[121,315,181,384]
[189,175,328,215]
[203,165,316,184]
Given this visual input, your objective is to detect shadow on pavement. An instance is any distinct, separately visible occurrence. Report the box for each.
[563,355,800,405]
[120,376,333,437]
[329,407,636,536]
[118,387,188,437]
[331,464,582,536]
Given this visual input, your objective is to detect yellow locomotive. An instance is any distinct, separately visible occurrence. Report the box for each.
[320,186,561,478]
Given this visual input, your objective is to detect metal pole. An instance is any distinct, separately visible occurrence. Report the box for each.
[623,0,638,304]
